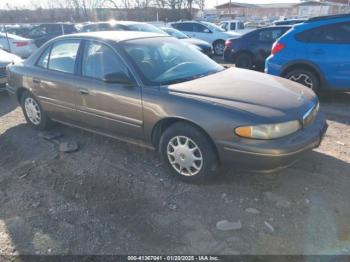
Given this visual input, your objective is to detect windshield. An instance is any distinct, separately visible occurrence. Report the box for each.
[126,23,165,34]
[201,22,225,32]
[120,37,223,86]
[162,28,189,39]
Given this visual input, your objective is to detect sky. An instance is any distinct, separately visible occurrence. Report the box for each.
[0,0,301,9]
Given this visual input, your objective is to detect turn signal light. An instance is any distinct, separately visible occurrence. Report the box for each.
[235,126,252,138]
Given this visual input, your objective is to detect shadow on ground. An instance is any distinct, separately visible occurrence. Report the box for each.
[0,92,17,118]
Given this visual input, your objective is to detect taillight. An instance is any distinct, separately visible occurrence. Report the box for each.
[271,42,285,55]
[14,41,29,47]
[225,39,233,47]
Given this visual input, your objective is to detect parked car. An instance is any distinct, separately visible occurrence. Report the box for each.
[1,25,36,36]
[266,14,350,92]
[23,23,77,47]
[224,26,291,70]
[170,21,241,55]
[7,31,327,182]
[219,20,253,34]
[273,19,306,26]
[161,27,213,56]
[80,21,166,34]
[0,32,37,58]
[0,49,21,90]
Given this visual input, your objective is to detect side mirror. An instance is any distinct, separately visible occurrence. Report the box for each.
[103,72,135,86]
[203,28,211,33]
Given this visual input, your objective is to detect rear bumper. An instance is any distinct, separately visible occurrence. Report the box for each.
[216,113,327,172]
[265,55,283,76]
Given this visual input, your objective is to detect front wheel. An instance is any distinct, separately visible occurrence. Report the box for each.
[21,90,51,130]
[284,69,319,92]
[213,40,225,56]
[159,122,218,183]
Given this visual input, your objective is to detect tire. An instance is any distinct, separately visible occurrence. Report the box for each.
[213,40,225,56]
[159,122,218,183]
[235,53,253,69]
[284,68,319,92]
[20,90,51,130]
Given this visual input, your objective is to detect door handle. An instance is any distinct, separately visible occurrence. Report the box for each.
[79,88,89,95]
[311,49,324,55]
[33,79,41,84]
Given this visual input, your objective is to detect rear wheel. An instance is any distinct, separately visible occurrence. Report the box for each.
[159,122,218,183]
[213,40,225,56]
[21,91,51,130]
[284,68,319,92]
[235,53,253,69]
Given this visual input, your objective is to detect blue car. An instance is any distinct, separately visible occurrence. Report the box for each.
[265,14,350,93]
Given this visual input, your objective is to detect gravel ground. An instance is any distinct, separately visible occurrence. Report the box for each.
[0,65,349,256]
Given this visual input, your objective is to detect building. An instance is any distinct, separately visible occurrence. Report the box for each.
[214,1,350,21]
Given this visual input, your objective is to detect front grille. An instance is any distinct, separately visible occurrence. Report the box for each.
[0,67,7,78]
[303,102,319,127]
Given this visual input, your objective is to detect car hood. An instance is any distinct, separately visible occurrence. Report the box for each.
[166,68,317,122]
[181,38,211,47]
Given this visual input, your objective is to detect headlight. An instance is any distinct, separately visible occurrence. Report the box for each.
[235,120,301,139]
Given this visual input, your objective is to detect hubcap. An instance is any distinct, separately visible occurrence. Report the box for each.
[167,136,203,176]
[24,97,41,125]
[214,43,224,55]
[288,73,314,90]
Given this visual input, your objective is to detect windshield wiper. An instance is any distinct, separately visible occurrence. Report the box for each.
[160,70,221,86]
[160,77,193,85]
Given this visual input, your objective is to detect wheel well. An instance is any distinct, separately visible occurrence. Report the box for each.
[282,63,321,83]
[151,118,220,162]
[16,87,28,103]
[213,39,225,46]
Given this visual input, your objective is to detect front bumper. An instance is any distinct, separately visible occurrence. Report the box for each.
[216,113,328,172]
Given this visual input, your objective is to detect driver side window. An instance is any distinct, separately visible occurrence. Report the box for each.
[82,41,129,81]
[194,23,210,33]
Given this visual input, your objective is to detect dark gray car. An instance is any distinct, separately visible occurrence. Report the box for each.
[6,32,327,183]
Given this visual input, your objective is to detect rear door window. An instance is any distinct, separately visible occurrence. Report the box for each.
[48,40,80,74]
[258,29,284,42]
[194,23,209,33]
[296,22,350,44]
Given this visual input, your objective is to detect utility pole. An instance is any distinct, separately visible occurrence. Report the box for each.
[229,0,231,17]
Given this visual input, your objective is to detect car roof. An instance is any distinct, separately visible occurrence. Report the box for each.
[84,21,147,26]
[55,31,168,42]
[306,13,350,23]
[171,21,202,24]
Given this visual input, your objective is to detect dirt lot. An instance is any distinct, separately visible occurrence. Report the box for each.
[0,67,349,256]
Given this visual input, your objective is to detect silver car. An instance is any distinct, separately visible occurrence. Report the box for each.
[0,49,21,90]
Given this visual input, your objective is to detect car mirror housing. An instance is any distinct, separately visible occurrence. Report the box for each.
[103,72,135,86]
